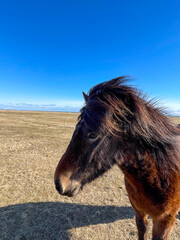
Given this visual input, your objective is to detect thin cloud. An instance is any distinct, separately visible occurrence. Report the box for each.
[0,100,180,116]
[0,101,84,112]
[159,100,180,116]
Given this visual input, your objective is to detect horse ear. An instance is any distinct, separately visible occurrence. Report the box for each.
[82,92,88,103]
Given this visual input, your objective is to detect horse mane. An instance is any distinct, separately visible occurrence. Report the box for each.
[81,76,180,174]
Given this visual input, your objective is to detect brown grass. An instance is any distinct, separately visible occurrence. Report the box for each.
[0,110,180,240]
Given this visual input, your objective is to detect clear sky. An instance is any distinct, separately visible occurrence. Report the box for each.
[0,0,180,114]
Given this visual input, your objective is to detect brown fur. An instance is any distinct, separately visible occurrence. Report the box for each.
[55,77,180,239]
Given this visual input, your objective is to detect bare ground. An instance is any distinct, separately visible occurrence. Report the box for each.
[0,110,180,240]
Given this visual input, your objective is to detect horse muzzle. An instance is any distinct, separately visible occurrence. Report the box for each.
[54,151,82,197]
[55,178,82,197]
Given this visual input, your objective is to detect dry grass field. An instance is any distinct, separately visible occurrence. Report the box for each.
[0,110,180,240]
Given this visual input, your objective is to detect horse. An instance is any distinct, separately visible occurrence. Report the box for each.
[54,77,180,240]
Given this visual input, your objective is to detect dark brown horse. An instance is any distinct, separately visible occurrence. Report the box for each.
[54,77,180,240]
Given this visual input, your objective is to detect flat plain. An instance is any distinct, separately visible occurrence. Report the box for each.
[0,110,180,240]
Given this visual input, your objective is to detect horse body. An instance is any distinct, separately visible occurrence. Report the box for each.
[118,134,180,239]
[54,77,180,240]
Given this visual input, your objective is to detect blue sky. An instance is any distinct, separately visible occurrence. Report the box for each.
[0,0,180,114]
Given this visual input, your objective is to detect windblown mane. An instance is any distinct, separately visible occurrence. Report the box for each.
[80,77,180,174]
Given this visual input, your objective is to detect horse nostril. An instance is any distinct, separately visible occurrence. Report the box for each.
[55,179,63,195]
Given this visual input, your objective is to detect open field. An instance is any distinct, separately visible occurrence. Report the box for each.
[0,110,180,240]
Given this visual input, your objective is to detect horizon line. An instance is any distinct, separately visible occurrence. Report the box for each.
[0,102,180,117]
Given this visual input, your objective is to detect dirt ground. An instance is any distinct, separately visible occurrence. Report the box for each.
[0,110,180,240]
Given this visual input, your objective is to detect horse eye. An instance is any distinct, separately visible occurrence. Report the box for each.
[88,132,98,140]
